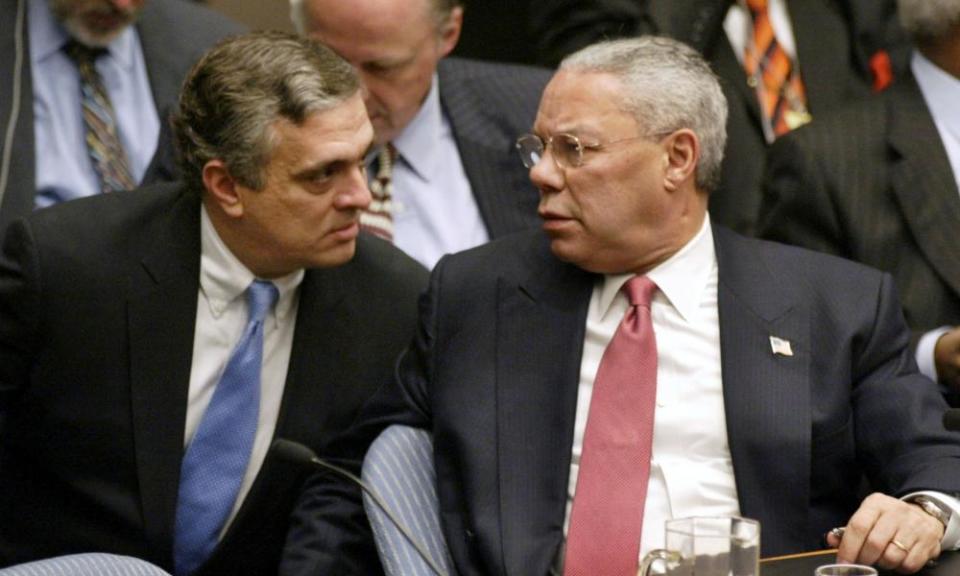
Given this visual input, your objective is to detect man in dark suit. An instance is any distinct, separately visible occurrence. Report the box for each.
[758,0,960,402]
[0,32,427,575]
[291,0,550,268]
[529,0,910,236]
[281,36,960,576]
[0,0,244,232]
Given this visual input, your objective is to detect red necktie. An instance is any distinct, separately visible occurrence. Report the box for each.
[564,276,658,576]
[743,0,809,138]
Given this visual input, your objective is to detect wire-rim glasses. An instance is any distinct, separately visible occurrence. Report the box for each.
[515,132,649,169]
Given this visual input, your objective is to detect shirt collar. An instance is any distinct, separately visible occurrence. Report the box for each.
[596,217,716,323]
[199,206,304,327]
[912,51,960,141]
[29,0,136,69]
[391,72,443,181]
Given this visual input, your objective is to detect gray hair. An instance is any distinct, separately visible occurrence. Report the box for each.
[173,31,359,192]
[560,36,728,192]
[898,0,960,43]
[289,0,462,35]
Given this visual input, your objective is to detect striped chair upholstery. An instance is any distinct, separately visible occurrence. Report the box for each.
[361,425,455,576]
[0,554,171,575]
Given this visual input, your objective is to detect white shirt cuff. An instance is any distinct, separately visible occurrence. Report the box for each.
[916,327,952,383]
[902,491,960,550]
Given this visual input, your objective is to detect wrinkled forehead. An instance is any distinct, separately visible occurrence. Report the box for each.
[535,70,636,136]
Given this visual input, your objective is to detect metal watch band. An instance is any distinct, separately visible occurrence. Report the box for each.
[911,496,951,530]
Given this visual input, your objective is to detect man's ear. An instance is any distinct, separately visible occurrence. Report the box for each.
[202,159,244,218]
[437,6,463,57]
[662,129,700,192]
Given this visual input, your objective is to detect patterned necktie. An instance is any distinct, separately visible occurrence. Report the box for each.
[63,41,136,193]
[173,280,279,576]
[743,0,810,140]
[361,143,397,242]
[564,276,658,576]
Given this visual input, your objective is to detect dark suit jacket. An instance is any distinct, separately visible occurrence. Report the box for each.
[529,0,910,235]
[758,73,960,367]
[281,226,960,575]
[0,0,244,232]
[0,183,429,575]
[437,57,549,238]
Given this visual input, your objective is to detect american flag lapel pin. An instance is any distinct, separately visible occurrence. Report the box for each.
[769,335,794,357]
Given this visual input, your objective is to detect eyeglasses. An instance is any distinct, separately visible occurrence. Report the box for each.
[515,132,649,169]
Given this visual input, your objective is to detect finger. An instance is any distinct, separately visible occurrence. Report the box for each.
[876,537,910,571]
[898,540,940,575]
[858,506,908,566]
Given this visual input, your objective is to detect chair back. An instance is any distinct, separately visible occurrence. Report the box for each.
[0,553,171,575]
[361,424,455,576]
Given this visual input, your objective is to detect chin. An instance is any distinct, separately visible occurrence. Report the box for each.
[311,242,358,270]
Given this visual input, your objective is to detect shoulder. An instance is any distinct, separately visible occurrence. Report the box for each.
[140,0,246,40]
[439,57,552,102]
[347,233,430,294]
[717,226,887,290]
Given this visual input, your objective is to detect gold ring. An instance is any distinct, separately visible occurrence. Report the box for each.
[890,539,910,552]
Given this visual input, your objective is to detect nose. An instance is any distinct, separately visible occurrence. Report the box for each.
[334,165,372,211]
[109,0,137,10]
[529,147,565,194]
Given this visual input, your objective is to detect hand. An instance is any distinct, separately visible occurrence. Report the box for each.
[934,328,960,392]
[826,493,944,574]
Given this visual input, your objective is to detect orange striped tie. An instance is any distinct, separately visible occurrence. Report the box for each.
[744,0,809,139]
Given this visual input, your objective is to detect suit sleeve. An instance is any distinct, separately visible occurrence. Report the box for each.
[279,257,445,576]
[851,273,960,494]
[0,219,41,415]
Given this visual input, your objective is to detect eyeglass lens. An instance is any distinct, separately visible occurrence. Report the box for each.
[517,134,583,169]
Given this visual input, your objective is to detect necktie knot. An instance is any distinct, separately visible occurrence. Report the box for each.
[623,275,656,309]
[247,280,279,324]
[745,0,768,14]
[63,40,105,71]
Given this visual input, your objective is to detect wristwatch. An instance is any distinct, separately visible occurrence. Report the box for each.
[909,495,952,531]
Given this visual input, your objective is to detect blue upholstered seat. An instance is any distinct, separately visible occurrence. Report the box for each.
[361,424,455,576]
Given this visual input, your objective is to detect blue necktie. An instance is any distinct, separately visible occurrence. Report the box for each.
[173,280,279,576]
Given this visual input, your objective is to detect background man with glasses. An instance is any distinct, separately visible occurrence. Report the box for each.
[282,36,960,576]
[290,0,551,269]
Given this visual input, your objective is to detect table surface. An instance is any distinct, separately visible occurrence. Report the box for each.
[760,549,960,575]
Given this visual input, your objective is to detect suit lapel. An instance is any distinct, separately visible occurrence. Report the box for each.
[136,0,186,117]
[714,227,811,554]
[127,190,201,562]
[496,238,594,575]
[0,0,36,230]
[273,265,347,443]
[789,0,857,114]
[437,60,536,238]
[888,79,960,300]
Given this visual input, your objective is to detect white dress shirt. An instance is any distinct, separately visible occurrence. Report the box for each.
[558,217,960,570]
[29,0,159,207]
[911,51,960,384]
[187,207,303,538]
[559,217,739,570]
[384,73,489,269]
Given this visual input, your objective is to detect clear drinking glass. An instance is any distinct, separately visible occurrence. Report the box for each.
[814,564,878,576]
[637,516,760,576]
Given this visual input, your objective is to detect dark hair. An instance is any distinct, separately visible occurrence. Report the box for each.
[173,30,359,192]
